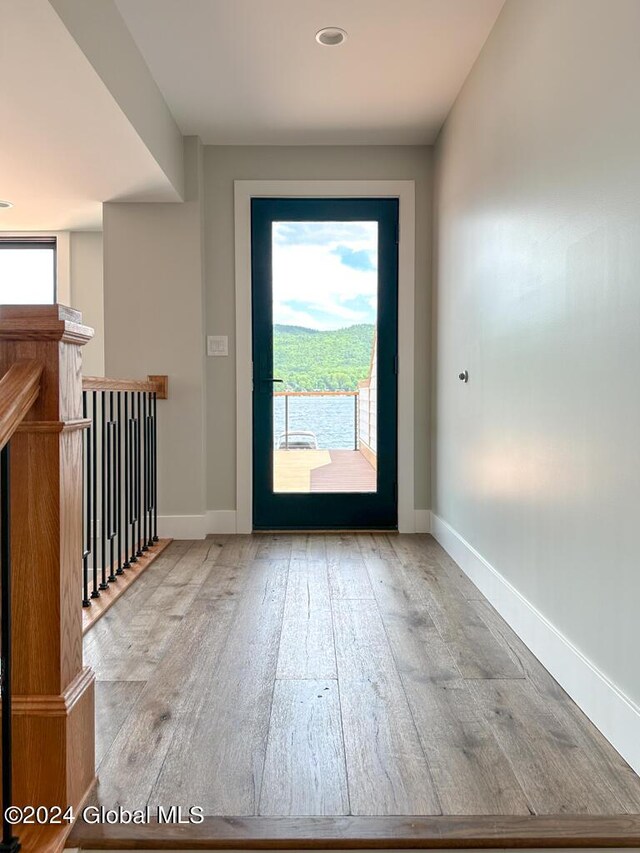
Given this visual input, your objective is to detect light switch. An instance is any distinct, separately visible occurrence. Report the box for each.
[207,335,228,357]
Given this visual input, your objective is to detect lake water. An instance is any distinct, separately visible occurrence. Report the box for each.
[273,396,358,449]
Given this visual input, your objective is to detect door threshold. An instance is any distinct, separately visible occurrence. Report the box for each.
[68,814,640,850]
[254,528,399,534]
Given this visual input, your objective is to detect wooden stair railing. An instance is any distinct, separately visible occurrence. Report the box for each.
[0,361,43,448]
[82,374,168,398]
[0,360,43,853]
[0,304,96,853]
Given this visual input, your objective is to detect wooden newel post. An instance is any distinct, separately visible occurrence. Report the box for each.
[0,305,96,811]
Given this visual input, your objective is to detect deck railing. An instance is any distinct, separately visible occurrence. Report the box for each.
[274,390,359,451]
[80,376,167,612]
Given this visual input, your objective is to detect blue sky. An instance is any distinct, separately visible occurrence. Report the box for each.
[272,221,378,330]
[274,221,376,248]
[331,245,376,272]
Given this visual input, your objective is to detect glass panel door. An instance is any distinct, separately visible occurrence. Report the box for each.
[252,198,398,530]
[272,220,378,495]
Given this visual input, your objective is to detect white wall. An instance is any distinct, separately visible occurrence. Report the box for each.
[433,0,640,750]
[50,0,184,200]
[69,231,104,376]
[98,143,430,532]
[103,137,206,520]
[204,145,432,513]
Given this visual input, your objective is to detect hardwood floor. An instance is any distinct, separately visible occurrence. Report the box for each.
[83,533,640,818]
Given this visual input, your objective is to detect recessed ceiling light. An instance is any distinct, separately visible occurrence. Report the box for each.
[315,27,348,47]
[0,200,13,209]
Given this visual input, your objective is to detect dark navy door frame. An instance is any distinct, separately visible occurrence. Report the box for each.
[251,197,399,531]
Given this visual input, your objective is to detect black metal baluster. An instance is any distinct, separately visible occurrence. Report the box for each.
[99,391,108,590]
[123,393,130,568]
[142,392,148,552]
[152,391,158,543]
[131,394,136,558]
[136,392,143,557]
[91,391,99,598]
[128,400,138,564]
[107,392,117,583]
[82,392,91,607]
[116,392,124,575]
[146,398,152,548]
[1,443,20,853]
[131,394,136,559]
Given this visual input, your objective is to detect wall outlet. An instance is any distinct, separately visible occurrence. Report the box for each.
[207,335,228,356]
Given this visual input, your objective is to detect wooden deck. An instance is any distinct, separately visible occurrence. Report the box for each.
[274,449,376,493]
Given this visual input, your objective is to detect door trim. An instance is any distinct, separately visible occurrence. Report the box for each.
[234,180,415,533]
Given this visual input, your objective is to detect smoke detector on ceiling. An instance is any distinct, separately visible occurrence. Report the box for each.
[315,27,348,47]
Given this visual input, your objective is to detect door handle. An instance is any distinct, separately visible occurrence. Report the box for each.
[262,378,284,382]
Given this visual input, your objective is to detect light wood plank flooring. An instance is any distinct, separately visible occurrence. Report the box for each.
[84,533,640,817]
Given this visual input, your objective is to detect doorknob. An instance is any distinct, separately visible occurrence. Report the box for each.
[458,370,469,383]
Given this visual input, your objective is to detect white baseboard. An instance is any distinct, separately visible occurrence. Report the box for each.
[206,510,238,533]
[161,508,431,538]
[414,509,431,533]
[430,512,640,776]
[158,514,207,539]
[158,511,238,539]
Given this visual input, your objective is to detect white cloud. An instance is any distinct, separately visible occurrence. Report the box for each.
[272,224,378,330]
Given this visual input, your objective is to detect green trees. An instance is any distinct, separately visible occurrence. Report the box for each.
[273,324,374,391]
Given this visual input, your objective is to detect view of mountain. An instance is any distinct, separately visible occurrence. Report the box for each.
[273,323,375,391]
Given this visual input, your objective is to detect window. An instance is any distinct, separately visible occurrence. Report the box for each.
[0,238,56,304]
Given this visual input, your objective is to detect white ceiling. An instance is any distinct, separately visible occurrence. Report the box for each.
[0,0,180,232]
[0,0,504,231]
[115,0,505,145]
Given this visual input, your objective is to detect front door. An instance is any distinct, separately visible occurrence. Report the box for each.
[251,197,398,530]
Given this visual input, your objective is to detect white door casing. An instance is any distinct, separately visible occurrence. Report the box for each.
[234,180,416,533]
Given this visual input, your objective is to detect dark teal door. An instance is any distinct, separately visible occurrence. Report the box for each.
[251,197,398,530]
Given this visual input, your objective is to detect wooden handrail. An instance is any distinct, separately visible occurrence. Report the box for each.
[0,360,43,451]
[82,374,168,399]
[274,390,358,397]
